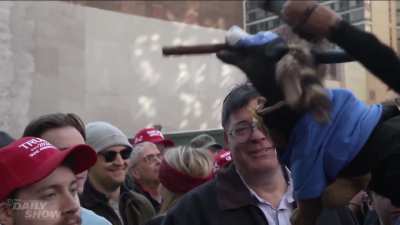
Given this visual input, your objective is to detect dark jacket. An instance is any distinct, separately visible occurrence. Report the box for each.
[80,179,155,225]
[162,165,270,225]
[162,164,361,225]
[125,175,161,212]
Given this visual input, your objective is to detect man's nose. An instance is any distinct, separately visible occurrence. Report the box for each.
[249,126,267,142]
[112,152,125,166]
[61,192,80,216]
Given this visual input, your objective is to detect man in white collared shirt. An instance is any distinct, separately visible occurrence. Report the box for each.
[240,167,294,225]
[162,83,294,225]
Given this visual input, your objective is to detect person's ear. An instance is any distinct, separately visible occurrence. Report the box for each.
[130,166,141,180]
[0,201,13,225]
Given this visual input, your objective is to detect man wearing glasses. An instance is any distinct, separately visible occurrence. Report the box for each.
[163,83,293,225]
[126,142,162,212]
[81,121,155,225]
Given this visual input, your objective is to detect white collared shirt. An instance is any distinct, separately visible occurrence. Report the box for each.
[238,168,294,225]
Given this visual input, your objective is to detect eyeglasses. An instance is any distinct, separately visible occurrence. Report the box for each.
[142,153,162,164]
[99,148,132,163]
[228,120,272,144]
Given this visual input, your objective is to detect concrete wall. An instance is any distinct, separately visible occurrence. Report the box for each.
[74,1,244,30]
[341,1,399,103]
[366,0,398,103]
[340,1,398,103]
[0,1,245,137]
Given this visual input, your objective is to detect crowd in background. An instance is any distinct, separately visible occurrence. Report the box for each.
[0,84,390,225]
[1,1,400,225]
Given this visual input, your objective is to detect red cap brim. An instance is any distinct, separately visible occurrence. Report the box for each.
[61,144,97,174]
[25,144,97,185]
[0,144,97,202]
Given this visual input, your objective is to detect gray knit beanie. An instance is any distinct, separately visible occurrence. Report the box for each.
[85,121,132,153]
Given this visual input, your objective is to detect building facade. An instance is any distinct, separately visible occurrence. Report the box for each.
[245,0,398,103]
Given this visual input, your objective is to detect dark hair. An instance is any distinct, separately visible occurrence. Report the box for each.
[221,82,260,128]
[23,113,86,140]
[0,131,14,148]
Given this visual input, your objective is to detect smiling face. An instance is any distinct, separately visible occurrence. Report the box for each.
[89,145,128,191]
[225,98,280,175]
[89,145,129,192]
[10,166,81,225]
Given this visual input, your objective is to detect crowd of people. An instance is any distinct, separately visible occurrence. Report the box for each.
[1,0,400,225]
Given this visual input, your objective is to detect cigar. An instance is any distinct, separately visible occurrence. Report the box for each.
[162,43,227,56]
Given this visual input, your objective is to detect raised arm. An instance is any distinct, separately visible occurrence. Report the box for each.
[281,0,400,93]
[329,20,400,93]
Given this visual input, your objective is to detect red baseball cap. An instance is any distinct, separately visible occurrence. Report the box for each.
[213,149,232,172]
[129,128,174,147]
[0,137,97,201]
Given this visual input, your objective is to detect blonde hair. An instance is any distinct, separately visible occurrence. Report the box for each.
[159,145,213,214]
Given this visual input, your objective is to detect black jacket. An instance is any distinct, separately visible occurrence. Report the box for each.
[162,164,361,225]
[162,165,270,225]
[125,175,161,212]
[80,179,155,225]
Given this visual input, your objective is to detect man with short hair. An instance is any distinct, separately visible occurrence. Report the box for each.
[190,133,223,158]
[125,141,162,212]
[0,137,97,225]
[130,128,174,154]
[22,113,112,225]
[23,113,88,193]
[82,121,155,225]
[163,83,294,225]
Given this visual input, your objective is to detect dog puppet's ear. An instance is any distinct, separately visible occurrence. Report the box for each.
[217,27,289,101]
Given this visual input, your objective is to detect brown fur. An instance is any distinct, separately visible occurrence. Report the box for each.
[258,26,361,225]
[272,26,332,123]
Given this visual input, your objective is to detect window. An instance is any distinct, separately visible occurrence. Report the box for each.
[342,13,351,22]
[349,1,357,9]
[256,22,267,31]
[339,1,350,11]
[355,23,365,31]
[272,19,280,28]
[247,11,256,22]
[246,1,263,11]
[355,0,364,7]
[329,2,338,11]
[350,9,364,22]
[254,9,267,21]
[248,24,258,34]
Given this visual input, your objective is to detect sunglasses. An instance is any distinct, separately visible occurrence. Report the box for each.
[99,148,132,163]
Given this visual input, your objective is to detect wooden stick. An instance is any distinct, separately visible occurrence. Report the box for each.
[162,43,227,56]
[161,43,354,64]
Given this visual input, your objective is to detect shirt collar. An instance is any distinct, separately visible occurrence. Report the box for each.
[236,167,295,209]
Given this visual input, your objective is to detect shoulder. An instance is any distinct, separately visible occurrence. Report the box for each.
[121,188,156,216]
[122,185,152,205]
[81,207,112,225]
[177,179,217,208]
[163,180,218,225]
